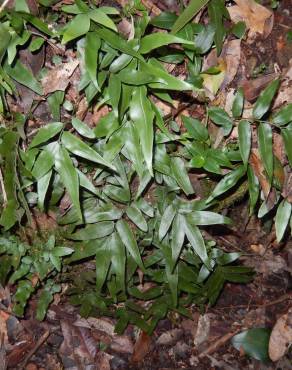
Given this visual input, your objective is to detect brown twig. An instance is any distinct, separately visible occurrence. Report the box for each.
[19,330,50,369]
[214,293,292,310]
[0,0,10,13]
[198,330,240,358]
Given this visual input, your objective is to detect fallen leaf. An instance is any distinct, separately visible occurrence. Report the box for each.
[131,331,152,363]
[41,60,79,95]
[249,149,271,198]
[228,0,274,42]
[269,308,292,362]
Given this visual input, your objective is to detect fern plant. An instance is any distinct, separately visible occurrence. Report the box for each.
[0,0,290,332]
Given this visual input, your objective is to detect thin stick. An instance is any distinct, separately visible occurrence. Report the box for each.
[214,293,292,310]
[0,0,10,13]
[0,167,7,205]
[198,330,240,358]
[19,330,50,369]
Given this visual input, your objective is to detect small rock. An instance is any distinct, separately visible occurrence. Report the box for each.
[111,335,134,354]
[110,355,128,370]
[173,341,191,359]
[156,329,183,346]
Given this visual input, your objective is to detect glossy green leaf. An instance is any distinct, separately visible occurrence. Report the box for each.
[232,88,244,118]
[37,170,52,211]
[171,0,210,34]
[182,116,209,141]
[159,204,176,241]
[36,289,53,321]
[208,0,227,55]
[77,169,99,196]
[150,12,177,30]
[232,21,246,39]
[55,145,81,220]
[281,126,292,166]
[118,69,156,85]
[273,104,292,126]
[0,23,11,63]
[187,211,231,225]
[129,86,154,175]
[72,117,95,139]
[96,28,143,60]
[52,247,74,257]
[171,214,185,268]
[110,233,126,292]
[85,32,101,90]
[68,222,114,240]
[275,199,291,242]
[232,328,271,362]
[247,165,260,215]
[238,120,251,166]
[30,122,63,148]
[139,33,193,54]
[141,59,193,91]
[170,157,194,195]
[116,219,144,271]
[108,74,121,117]
[94,111,119,138]
[253,79,280,119]
[194,24,215,54]
[20,13,53,36]
[29,37,45,52]
[208,107,233,135]
[258,122,273,183]
[61,131,115,171]
[5,59,43,95]
[62,14,90,44]
[207,165,246,202]
[126,205,148,232]
[88,9,117,31]
[32,150,54,179]
[184,218,208,265]
[96,237,111,292]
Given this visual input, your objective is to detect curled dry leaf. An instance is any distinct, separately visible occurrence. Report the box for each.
[228,0,274,42]
[202,39,241,98]
[241,74,278,102]
[41,60,79,95]
[269,308,292,362]
[249,149,271,198]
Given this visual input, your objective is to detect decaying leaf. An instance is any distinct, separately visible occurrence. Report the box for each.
[269,308,292,362]
[228,0,274,41]
[41,60,79,95]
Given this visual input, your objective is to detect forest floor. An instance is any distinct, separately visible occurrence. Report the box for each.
[0,0,292,369]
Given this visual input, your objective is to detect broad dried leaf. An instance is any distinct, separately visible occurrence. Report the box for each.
[41,60,79,95]
[228,0,274,41]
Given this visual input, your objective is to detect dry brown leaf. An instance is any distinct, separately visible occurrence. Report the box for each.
[131,331,152,363]
[228,0,274,42]
[249,149,271,198]
[269,308,292,362]
[202,39,241,98]
[41,60,79,95]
